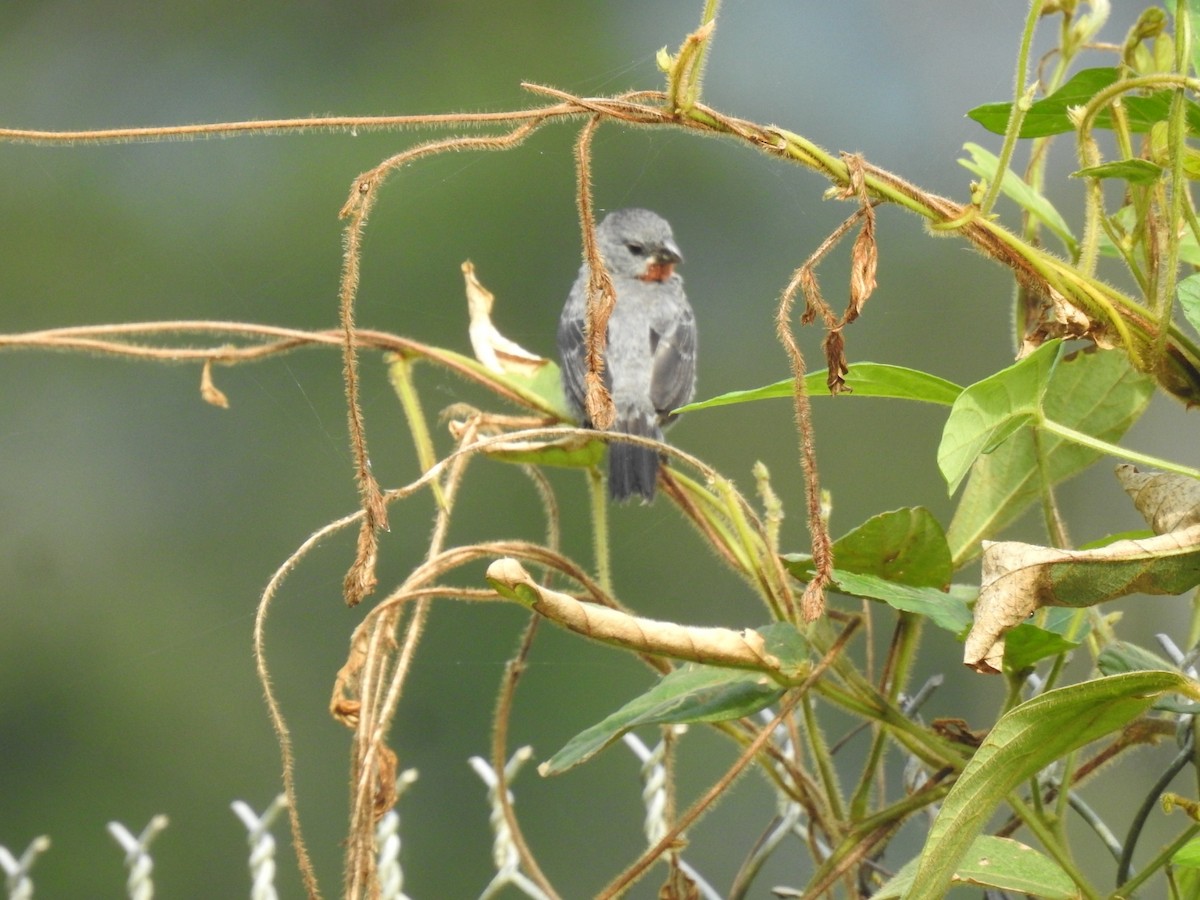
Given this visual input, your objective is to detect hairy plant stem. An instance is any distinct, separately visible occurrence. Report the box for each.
[977,0,1044,217]
[1158,0,1192,358]
[685,0,722,109]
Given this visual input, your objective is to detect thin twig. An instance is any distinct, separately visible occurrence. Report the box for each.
[573,115,617,430]
[490,619,560,900]
[335,119,547,607]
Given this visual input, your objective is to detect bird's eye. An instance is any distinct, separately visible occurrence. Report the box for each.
[625,242,645,256]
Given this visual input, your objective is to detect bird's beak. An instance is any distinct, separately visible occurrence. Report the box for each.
[638,239,684,283]
[653,241,683,266]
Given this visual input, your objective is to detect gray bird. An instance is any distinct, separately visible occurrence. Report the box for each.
[557,208,697,501]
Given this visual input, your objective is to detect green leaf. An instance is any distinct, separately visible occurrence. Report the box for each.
[829,570,974,636]
[1040,606,1091,636]
[675,363,962,413]
[959,143,1076,254]
[1078,528,1156,549]
[938,341,1060,496]
[386,346,569,419]
[782,508,969,632]
[540,623,807,775]
[1182,146,1200,180]
[825,507,952,588]
[1046,535,1200,601]
[541,665,783,775]
[470,351,569,417]
[1127,90,1200,135]
[875,835,1078,899]
[1098,641,1200,713]
[1002,624,1080,673]
[969,67,1200,138]
[969,68,1119,137]
[1097,639,1176,675]
[1174,835,1200,868]
[1176,863,1200,900]
[1004,608,1090,672]
[1072,158,1164,184]
[1179,273,1200,337]
[906,671,1198,898]
[480,436,605,468]
[946,345,1154,564]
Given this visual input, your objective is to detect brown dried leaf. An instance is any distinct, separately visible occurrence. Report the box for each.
[1018,286,1106,358]
[331,699,361,729]
[573,120,618,432]
[931,718,987,748]
[847,213,877,321]
[1117,464,1200,534]
[822,329,850,395]
[343,520,379,607]
[487,558,785,675]
[659,860,701,900]
[331,633,369,728]
[463,260,549,377]
[798,266,825,326]
[965,526,1200,673]
[838,150,868,201]
[373,744,399,819]
[840,152,878,323]
[965,541,1058,674]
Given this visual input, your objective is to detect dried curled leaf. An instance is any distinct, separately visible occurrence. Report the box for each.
[463,260,549,377]
[1117,464,1200,534]
[200,357,230,408]
[842,152,878,323]
[486,558,792,678]
[1017,286,1104,358]
[965,526,1200,673]
[822,328,850,395]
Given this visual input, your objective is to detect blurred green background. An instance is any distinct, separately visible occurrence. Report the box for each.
[2,2,1196,897]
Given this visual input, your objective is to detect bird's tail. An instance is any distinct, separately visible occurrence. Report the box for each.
[609,412,662,502]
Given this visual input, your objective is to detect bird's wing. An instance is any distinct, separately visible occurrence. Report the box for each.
[649,301,697,419]
[556,311,591,423]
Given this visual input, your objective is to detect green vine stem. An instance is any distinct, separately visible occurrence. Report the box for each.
[686,0,722,109]
[1074,72,1200,273]
[386,352,449,511]
[977,0,1043,218]
[1158,0,1192,358]
[749,116,1200,401]
[1114,821,1200,896]
[586,465,613,598]
[1008,792,1102,900]
[10,76,1200,405]
[1042,419,1200,480]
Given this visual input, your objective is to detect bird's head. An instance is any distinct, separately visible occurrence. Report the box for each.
[595,208,683,283]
